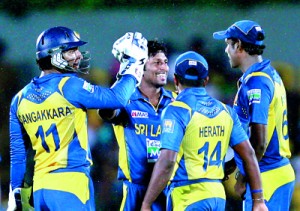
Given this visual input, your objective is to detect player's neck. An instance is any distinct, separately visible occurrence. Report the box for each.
[40,68,62,77]
[240,55,263,73]
[139,85,162,107]
[139,81,162,97]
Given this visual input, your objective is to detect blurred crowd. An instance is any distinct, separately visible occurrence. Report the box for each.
[1,34,299,210]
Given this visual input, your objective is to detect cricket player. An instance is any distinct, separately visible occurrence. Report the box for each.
[99,40,176,211]
[213,20,295,211]
[141,51,268,211]
[9,27,148,210]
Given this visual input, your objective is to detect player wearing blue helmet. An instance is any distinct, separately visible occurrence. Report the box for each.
[9,27,148,210]
[213,20,295,211]
[35,26,91,74]
[141,51,267,211]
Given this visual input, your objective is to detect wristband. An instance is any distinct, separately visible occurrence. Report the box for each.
[252,198,264,202]
[251,189,262,194]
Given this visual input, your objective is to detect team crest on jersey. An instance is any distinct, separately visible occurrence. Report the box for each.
[131,110,148,118]
[247,89,261,104]
[83,81,95,93]
[163,119,175,133]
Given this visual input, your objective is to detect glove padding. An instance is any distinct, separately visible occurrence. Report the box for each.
[112,32,148,86]
[8,185,34,211]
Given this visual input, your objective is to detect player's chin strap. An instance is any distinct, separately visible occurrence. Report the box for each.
[51,51,91,74]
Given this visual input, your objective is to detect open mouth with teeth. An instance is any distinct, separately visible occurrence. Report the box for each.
[156,73,167,79]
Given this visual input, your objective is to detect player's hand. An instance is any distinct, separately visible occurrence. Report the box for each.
[112,32,148,62]
[112,32,148,86]
[8,185,34,211]
[253,200,269,211]
[141,201,152,211]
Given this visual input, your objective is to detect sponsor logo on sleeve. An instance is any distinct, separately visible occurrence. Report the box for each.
[83,81,95,93]
[247,89,261,104]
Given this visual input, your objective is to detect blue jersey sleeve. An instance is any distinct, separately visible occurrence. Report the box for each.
[244,76,274,125]
[10,94,27,190]
[226,105,248,147]
[225,105,249,176]
[161,104,191,152]
[62,75,136,109]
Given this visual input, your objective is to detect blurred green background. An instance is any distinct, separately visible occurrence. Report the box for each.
[0,1,300,210]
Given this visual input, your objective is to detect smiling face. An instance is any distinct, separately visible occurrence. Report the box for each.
[62,47,83,70]
[143,51,169,88]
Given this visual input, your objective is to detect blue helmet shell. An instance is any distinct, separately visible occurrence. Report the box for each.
[36,26,87,60]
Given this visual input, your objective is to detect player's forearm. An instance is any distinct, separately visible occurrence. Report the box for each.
[249,123,267,161]
[10,162,26,190]
[110,75,137,107]
[10,135,27,189]
[10,133,27,189]
[142,158,175,207]
[234,141,264,198]
[243,149,264,199]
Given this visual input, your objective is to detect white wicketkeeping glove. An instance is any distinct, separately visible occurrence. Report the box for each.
[225,146,234,162]
[8,185,34,211]
[112,32,148,86]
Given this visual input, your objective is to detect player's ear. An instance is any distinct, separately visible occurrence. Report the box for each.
[173,74,179,86]
[143,59,149,71]
[203,76,209,87]
[235,40,243,52]
[235,40,240,49]
[238,40,243,49]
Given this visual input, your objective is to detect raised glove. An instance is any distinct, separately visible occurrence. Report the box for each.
[112,32,147,62]
[112,32,148,86]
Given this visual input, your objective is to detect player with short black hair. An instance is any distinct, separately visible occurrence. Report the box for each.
[99,39,176,211]
[141,51,268,211]
[213,20,295,211]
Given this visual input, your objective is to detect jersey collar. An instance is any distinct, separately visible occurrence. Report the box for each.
[131,87,173,101]
[241,59,270,81]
